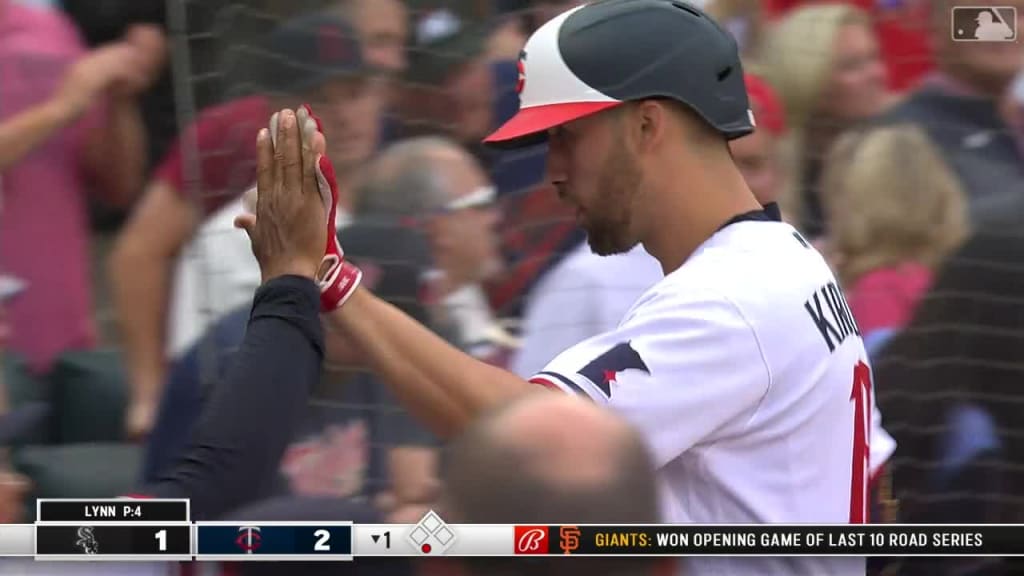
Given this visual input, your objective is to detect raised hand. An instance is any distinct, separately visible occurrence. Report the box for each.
[54,43,140,119]
[114,24,167,96]
[234,107,328,283]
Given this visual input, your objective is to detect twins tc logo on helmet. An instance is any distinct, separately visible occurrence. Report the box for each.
[516,49,527,95]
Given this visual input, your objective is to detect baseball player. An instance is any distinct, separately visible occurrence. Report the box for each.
[238,1,889,574]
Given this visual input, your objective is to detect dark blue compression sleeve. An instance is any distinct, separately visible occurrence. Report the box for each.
[136,275,324,519]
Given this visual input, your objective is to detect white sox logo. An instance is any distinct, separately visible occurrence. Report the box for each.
[516,528,546,552]
[75,527,99,554]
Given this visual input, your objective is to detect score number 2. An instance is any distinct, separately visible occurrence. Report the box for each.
[850,360,872,524]
[314,529,331,551]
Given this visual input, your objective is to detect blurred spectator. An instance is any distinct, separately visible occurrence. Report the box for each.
[1007,69,1024,157]
[0,276,32,524]
[399,3,548,196]
[349,136,508,362]
[492,0,584,44]
[484,186,584,321]
[760,2,892,238]
[141,302,436,518]
[108,11,383,440]
[57,0,173,177]
[0,0,164,373]
[764,0,935,92]
[332,0,408,75]
[402,10,497,147]
[442,392,676,576]
[875,0,1024,228]
[874,224,1024,575]
[705,0,770,58]
[732,71,789,209]
[397,9,559,327]
[821,124,969,345]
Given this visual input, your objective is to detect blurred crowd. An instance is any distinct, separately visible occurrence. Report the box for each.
[1,0,1023,574]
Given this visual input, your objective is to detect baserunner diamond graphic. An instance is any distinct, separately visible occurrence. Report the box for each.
[406,510,456,555]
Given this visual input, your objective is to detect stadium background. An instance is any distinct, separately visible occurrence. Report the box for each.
[1,0,1023,574]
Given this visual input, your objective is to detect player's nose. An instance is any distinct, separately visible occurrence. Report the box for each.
[544,146,568,188]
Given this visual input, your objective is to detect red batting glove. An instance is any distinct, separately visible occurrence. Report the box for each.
[289,105,362,311]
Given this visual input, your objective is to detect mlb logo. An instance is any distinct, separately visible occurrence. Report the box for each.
[951,6,1017,41]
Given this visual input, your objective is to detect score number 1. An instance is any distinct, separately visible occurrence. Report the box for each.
[155,529,167,551]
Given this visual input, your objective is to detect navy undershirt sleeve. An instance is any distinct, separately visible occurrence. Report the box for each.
[137,275,324,519]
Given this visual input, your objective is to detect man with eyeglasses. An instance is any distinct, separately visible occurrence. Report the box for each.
[346,135,507,362]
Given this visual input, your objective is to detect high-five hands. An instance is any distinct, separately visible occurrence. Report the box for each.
[236,106,362,310]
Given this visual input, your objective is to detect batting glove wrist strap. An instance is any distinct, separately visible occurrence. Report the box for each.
[319,258,361,311]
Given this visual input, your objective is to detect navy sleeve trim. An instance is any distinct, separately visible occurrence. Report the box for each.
[534,371,589,398]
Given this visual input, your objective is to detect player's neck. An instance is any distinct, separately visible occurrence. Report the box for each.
[642,163,761,275]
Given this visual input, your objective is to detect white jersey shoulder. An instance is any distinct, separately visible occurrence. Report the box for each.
[531,220,881,575]
[511,242,663,377]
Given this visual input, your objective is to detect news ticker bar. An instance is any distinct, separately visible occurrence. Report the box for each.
[2,523,1024,559]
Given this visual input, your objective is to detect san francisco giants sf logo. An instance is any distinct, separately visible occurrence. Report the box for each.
[559,526,580,555]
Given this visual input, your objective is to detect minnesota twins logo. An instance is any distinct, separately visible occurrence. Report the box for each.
[236,526,263,554]
[516,49,527,94]
[75,526,99,555]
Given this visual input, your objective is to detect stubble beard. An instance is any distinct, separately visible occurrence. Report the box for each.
[585,142,642,256]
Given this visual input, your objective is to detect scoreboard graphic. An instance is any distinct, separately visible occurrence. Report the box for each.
[196,522,353,561]
[34,499,192,561]
[5,499,1024,561]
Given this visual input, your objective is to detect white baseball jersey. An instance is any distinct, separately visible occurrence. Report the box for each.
[530,217,887,576]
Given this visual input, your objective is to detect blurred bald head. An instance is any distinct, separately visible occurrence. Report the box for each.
[443,392,660,524]
[355,136,487,218]
[442,393,671,576]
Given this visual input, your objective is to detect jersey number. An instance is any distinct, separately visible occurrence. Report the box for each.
[850,361,872,524]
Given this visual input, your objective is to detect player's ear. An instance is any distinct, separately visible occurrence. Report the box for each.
[633,99,669,154]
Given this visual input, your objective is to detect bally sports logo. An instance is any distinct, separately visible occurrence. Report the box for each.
[514,526,549,554]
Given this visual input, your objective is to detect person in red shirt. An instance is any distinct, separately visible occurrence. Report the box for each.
[109,11,384,440]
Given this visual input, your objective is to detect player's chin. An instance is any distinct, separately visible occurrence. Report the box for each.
[586,227,636,257]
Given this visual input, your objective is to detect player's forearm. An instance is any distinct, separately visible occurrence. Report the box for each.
[328,287,533,438]
[147,276,324,519]
[0,98,77,171]
[83,95,147,207]
[108,240,171,407]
